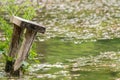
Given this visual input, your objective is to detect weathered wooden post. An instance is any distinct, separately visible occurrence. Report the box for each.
[5,16,46,76]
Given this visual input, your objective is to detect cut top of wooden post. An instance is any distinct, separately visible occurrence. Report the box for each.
[10,16,46,33]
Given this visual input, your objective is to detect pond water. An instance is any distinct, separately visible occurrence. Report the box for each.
[28,38,120,80]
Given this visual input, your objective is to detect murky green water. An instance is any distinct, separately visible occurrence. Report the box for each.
[26,38,120,80]
[36,38,120,63]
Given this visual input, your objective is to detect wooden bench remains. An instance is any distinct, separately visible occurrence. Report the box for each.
[5,16,46,76]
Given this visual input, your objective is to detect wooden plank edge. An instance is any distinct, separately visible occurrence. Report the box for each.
[10,16,46,33]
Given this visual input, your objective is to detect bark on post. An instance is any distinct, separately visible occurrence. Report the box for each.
[5,16,46,76]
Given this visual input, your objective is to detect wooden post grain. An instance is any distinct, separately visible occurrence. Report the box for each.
[8,25,23,57]
[5,16,46,76]
[14,29,37,71]
[5,24,24,73]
